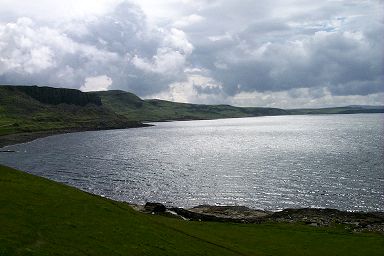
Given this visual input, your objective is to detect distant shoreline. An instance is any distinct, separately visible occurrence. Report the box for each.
[0,124,151,148]
[2,112,383,148]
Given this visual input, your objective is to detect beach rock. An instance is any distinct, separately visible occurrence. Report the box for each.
[144,202,166,213]
[189,205,269,219]
[169,206,265,223]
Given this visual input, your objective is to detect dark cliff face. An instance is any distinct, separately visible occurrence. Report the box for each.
[0,85,145,143]
[1,85,102,106]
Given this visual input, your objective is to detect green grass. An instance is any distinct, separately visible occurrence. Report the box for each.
[1,164,383,255]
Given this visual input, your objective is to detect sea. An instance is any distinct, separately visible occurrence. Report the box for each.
[1,113,383,212]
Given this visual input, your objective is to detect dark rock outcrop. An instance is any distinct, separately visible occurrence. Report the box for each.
[144,202,167,213]
[169,207,264,223]
[2,85,102,106]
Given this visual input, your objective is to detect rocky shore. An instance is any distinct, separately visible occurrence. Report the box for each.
[135,203,384,234]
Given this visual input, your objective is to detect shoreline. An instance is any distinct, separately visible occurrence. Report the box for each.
[135,202,384,233]
[0,124,152,148]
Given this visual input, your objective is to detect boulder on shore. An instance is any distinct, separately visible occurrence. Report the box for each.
[144,202,166,213]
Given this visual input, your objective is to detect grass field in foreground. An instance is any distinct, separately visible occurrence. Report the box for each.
[0,165,383,256]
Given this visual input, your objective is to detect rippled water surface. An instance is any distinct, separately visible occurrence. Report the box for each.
[1,114,383,211]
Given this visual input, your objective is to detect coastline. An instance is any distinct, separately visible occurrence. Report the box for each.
[134,203,384,233]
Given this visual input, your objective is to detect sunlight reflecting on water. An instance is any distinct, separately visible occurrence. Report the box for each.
[1,114,383,211]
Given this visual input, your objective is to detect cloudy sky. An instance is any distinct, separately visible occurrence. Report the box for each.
[0,0,383,108]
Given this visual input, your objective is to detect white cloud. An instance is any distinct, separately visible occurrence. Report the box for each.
[165,28,194,54]
[0,16,120,87]
[0,18,56,74]
[147,72,226,104]
[208,32,233,42]
[131,27,193,75]
[132,47,187,75]
[80,75,112,92]
[173,14,205,28]
[0,0,122,22]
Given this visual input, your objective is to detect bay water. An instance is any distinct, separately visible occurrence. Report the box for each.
[1,114,383,211]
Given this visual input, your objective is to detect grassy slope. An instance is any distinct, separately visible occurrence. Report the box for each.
[1,164,383,256]
[0,87,140,136]
[95,90,289,121]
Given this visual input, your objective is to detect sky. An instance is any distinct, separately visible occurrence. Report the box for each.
[0,0,383,108]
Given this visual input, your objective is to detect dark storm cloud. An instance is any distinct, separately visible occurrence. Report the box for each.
[181,0,384,99]
[204,28,382,96]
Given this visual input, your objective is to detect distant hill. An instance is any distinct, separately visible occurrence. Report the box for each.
[288,106,384,115]
[93,90,384,121]
[93,90,289,121]
[0,85,142,139]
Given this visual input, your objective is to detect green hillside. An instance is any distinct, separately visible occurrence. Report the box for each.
[1,164,383,256]
[94,90,289,121]
[0,86,142,138]
[94,90,384,122]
